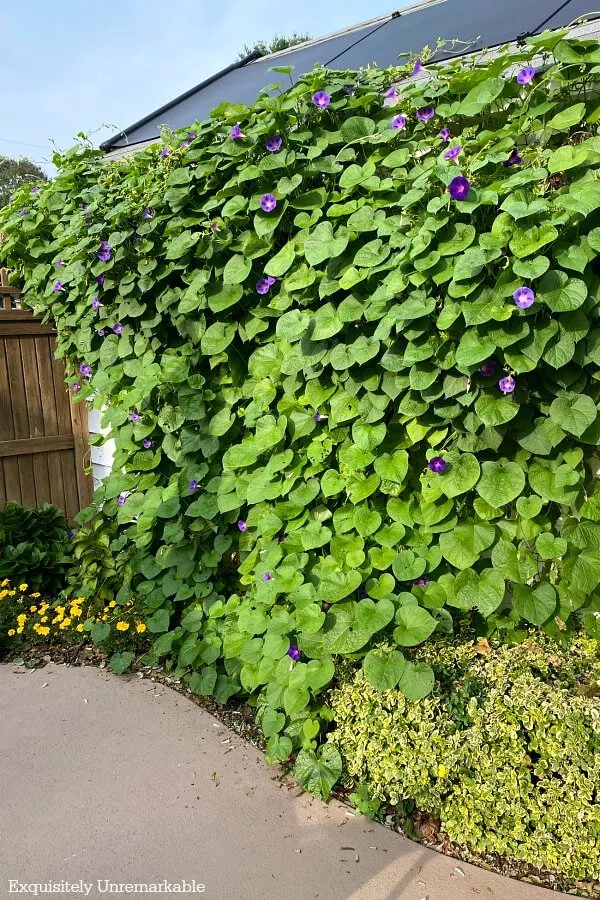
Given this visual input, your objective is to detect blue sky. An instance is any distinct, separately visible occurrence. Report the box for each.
[4,1,403,170]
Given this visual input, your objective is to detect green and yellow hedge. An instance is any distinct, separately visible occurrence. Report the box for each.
[330,635,600,879]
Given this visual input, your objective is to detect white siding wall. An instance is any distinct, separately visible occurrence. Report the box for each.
[88,408,116,491]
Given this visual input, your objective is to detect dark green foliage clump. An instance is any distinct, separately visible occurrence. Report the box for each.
[0,502,70,593]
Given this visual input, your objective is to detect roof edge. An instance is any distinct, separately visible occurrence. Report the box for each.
[100,50,262,151]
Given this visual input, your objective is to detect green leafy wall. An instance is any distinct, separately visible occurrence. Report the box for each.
[3,29,600,769]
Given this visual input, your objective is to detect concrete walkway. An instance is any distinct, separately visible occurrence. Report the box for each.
[0,663,566,900]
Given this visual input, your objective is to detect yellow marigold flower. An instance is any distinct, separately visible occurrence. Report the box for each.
[7,629,15,636]
[40,604,49,614]
[108,600,117,608]
[40,616,48,623]
[7,590,16,597]
[29,606,37,613]
[437,764,448,778]
[0,590,6,600]
[135,622,147,634]
[70,607,82,618]
[1,578,9,587]
[76,624,84,633]
[102,614,109,621]
[55,606,65,616]
[75,597,85,603]
[18,584,28,591]
[16,614,27,626]
[37,626,50,637]
[16,626,23,635]
[116,621,129,632]
[30,592,40,598]
[59,617,72,629]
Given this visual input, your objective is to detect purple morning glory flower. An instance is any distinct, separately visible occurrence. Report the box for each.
[180,141,190,149]
[263,571,272,582]
[504,149,522,167]
[357,584,367,600]
[55,258,64,268]
[187,131,197,140]
[256,279,272,295]
[92,297,101,310]
[439,128,451,141]
[237,520,247,532]
[412,58,425,76]
[312,91,330,109]
[130,410,140,423]
[383,85,398,107]
[266,135,283,152]
[314,412,322,423]
[514,286,535,309]
[443,145,462,160]
[96,329,105,337]
[480,359,496,377]
[260,194,277,213]
[343,84,355,95]
[117,494,127,506]
[229,123,244,139]
[413,577,428,587]
[30,185,39,194]
[160,148,170,157]
[448,176,470,200]
[113,323,123,335]
[517,66,535,85]
[266,276,276,286]
[391,114,407,130]
[71,382,81,394]
[188,480,198,492]
[96,275,105,287]
[143,439,152,449]
[499,375,516,393]
[79,363,92,377]
[416,106,435,122]
[97,241,111,262]
[142,207,154,219]
[53,281,64,292]
[287,645,301,661]
[81,203,88,211]
[429,456,447,474]
[19,207,27,217]
[67,529,74,538]
[277,534,286,544]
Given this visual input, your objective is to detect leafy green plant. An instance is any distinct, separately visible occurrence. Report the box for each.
[2,29,600,789]
[348,783,382,820]
[0,502,70,592]
[329,634,600,879]
[66,508,135,604]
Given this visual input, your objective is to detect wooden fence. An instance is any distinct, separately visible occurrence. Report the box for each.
[0,269,93,518]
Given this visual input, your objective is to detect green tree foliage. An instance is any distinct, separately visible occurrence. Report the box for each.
[237,32,311,60]
[0,156,47,208]
[2,29,600,790]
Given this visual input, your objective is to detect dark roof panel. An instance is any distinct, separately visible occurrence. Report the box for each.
[103,0,600,150]
[102,15,390,148]
[331,0,586,68]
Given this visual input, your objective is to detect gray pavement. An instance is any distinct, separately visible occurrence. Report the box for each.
[0,662,567,900]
